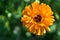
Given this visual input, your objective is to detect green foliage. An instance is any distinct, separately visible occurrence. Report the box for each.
[0,0,60,40]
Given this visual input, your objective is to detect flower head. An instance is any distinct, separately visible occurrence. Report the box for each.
[21,2,55,35]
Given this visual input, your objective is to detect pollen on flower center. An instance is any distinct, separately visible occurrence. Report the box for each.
[34,15,42,22]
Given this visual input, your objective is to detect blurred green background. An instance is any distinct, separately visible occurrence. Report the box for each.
[0,0,60,40]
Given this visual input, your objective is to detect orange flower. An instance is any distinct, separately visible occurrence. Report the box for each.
[21,2,55,35]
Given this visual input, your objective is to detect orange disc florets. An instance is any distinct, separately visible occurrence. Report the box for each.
[21,2,55,35]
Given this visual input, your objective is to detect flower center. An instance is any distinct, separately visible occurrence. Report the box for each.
[34,15,42,22]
